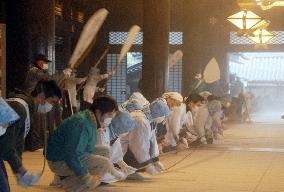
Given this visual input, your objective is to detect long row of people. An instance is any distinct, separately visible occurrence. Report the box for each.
[0,79,227,192]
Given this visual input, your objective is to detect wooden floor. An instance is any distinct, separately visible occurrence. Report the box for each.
[7,115,284,192]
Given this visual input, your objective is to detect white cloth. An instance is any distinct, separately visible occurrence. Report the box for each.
[83,67,111,103]
[184,111,194,130]
[179,103,187,129]
[194,105,212,138]
[96,127,124,164]
[65,75,86,107]
[164,106,183,146]
[128,110,152,164]
[6,98,30,138]
[120,133,129,156]
[128,92,150,107]
[149,128,159,159]
[111,139,124,164]
[162,92,183,103]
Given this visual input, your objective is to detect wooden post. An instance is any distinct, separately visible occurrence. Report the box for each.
[142,0,170,101]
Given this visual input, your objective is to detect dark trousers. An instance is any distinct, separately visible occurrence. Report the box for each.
[0,159,10,192]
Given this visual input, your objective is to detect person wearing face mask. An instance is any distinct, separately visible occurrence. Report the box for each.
[46,96,127,191]
[179,94,203,146]
[96,111,137,183]
[123,98,170,175]
[194,94,222,144]
[23,54,58,151]
[24,54,50,95]
[0,80,62,189]
[162,92,184,151]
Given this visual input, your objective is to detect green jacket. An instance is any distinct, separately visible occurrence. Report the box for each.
[0,91,35,173]
[190,79,207,94]
[46,110,97,176]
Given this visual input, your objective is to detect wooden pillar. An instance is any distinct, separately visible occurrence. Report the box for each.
[182,0,231,96]
[142,0,170,101]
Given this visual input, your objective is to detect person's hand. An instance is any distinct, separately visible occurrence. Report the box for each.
[154,161,165,172]
[15,171,41,187]
[117,161,137,175]
[145,164,159,175]
[63,68,72,77]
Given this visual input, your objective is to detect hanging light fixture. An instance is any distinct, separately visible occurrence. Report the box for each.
[227,10,270,36]
[248,29,275,44]
[256,0,284,10]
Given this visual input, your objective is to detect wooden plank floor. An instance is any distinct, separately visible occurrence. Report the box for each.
[6,120,284,192]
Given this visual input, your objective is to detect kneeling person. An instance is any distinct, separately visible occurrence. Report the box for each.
[46,96,122,191]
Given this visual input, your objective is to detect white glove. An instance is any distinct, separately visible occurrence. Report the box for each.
[145,164,159,175]
[16,171,41,187]
[154,161,165,172]
[110,168,127,180]
[200,137,207,144]
[63,68,72,77]
[117,161,137,175]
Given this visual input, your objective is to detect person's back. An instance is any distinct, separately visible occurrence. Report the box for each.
[128,110,152,165]
[0,90,35,172]
[47,110,97,163]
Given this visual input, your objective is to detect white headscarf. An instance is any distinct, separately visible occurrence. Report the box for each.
[162,92,183,103]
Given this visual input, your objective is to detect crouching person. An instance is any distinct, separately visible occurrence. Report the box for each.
[96,110,137,182]
[123,98,170,175]
[0,80,62,190]
[46,96,123,191]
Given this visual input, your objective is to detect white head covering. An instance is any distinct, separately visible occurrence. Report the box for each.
[162,92,183,103]
[128,92,150,107]
[199,91,212,100]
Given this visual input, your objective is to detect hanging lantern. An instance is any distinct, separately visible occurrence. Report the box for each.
[256,0,284,10]
[248,29,275,44]
[227,10,270,36]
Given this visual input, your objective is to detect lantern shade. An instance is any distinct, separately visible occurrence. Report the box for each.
[257,1,284,10]
[227,10,263,30]
[248,29,275,44]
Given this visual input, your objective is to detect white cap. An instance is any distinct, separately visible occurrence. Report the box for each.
[162,92,183,102]
[128,92,150,106]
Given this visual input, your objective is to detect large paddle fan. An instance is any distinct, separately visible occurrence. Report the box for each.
[68,8,109,69]
[113,25,141,72]
[203,57,221,84]
[99,25,141,91]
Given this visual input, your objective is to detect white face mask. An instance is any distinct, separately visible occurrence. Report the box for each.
[102,117,112,128]
[42,63,49,70]
[37,102,53,113]
[155,116,165,124]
